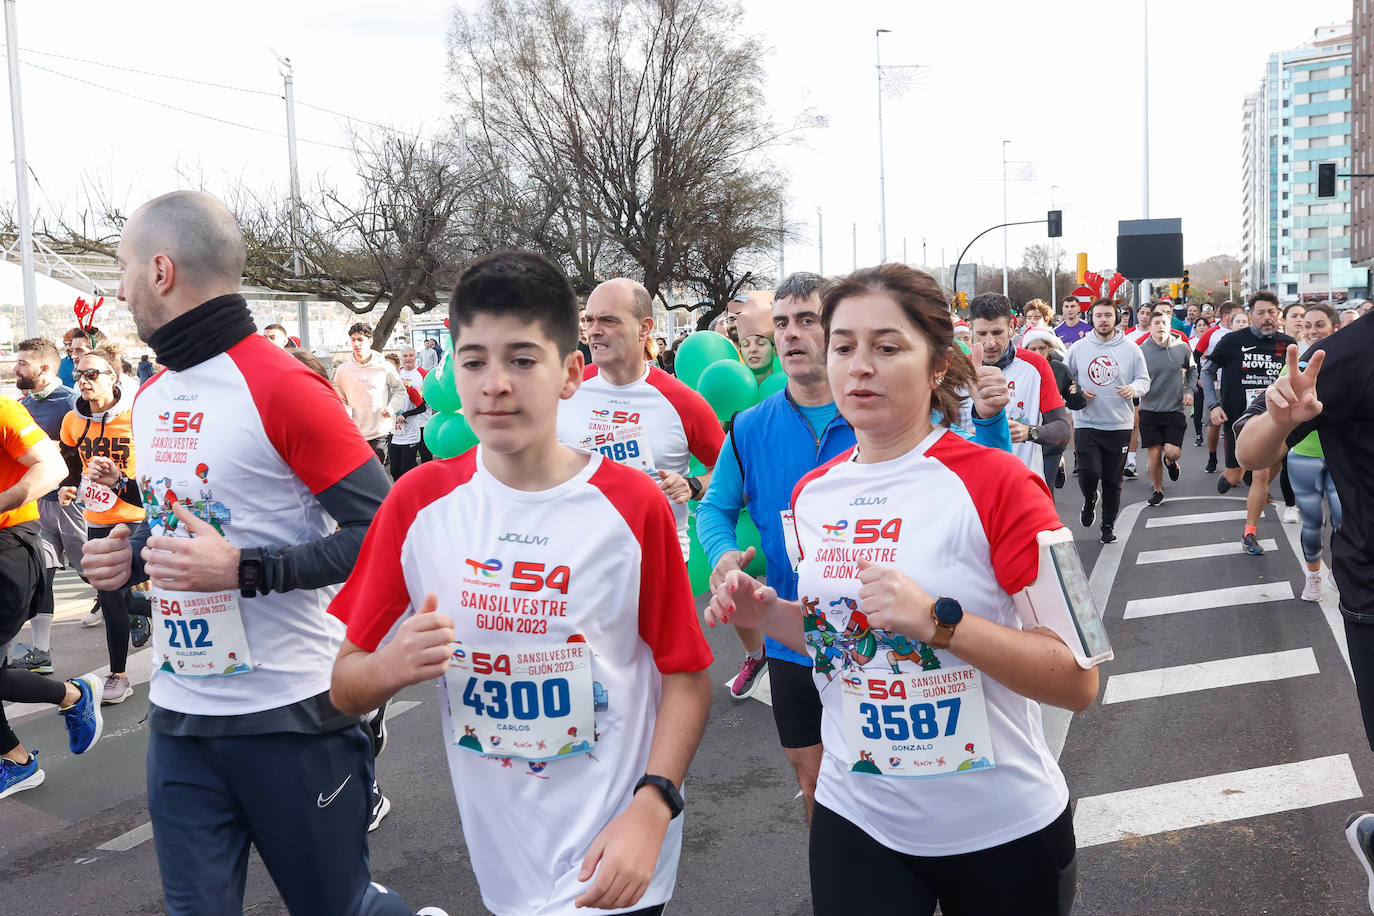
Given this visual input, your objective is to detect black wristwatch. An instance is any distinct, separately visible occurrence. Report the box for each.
[1027,425,1041,443]
[238,547,264,599]
[929,596,964,650]
[634,774,684,819]
[687,476,704,501]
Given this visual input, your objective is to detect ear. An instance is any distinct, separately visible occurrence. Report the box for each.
[151,253,176,296]
[560,348,584,401]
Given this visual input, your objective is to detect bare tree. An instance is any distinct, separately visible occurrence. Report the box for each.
[676,170,784,329]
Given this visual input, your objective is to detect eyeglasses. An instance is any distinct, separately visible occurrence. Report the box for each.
[75,368,111,381]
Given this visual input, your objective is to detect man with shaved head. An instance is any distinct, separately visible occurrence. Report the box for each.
[558,277,724,560]
[82,192,436,915]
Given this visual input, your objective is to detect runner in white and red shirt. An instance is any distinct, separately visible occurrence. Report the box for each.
[706,264,1102,914]
[557,278,723,559]
[331,251,713,916]
[966,293,1070,481]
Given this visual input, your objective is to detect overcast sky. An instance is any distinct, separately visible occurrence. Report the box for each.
[0,0,1358,309]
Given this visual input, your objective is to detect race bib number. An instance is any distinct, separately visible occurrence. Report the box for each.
[840,665,995,778]
[781,509,801,572]
[76,477,117,513]
[445,642,597,762]
[589,423,656,476]
[1243,387,1267,408]
[151,589,254,678]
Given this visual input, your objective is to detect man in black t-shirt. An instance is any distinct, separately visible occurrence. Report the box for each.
[1208,292,1295,555]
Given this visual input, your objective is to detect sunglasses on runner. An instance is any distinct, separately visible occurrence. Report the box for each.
[75,368,111,381]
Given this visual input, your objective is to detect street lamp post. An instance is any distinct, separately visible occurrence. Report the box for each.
[1002,139,1010,295]
[876,29,891,264]
[1050,185,1058,307]
[5,0,38,338]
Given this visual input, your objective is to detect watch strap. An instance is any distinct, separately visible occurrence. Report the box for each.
[238,547,264,599]
[635,774,684,819]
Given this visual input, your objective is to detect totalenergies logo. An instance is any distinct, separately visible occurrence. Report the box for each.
[821,520,849,541]
[464,558,503,579]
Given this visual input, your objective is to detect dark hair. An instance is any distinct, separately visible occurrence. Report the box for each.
[968,293,1013,323]
[1090,297,1119,325]
[264,323,287,334]
[450,250,578,357]
[775,271,826,302]
[347,322,373,338]
[1247,290,1280,311]
[1305,302,1339,326]
[1061,295,1077,307]
[1217,300,1239,318]
[16,337,59,364]
[820,264,975,428]
[291,349,330,380]
[1281,302,1306,319]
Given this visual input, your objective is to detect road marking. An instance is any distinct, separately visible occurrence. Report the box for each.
[1136,539,1278,565]
[1276,513,1352,679]
[1144,509,1249,529]
[387,700,422,718]
[1123,582,1295,619]
[97,821,153,852]
[720,671,773,708]
[1074,754,1362,848]
[1102,648,1319,704]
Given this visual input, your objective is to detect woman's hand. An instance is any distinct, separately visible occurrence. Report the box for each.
[85,456,121,488]
[705,569,778,631]
[855,557,936,643]
[58,485,77,507]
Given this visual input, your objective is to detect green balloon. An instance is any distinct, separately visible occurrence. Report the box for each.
[422,412,453,455]
[954,337,972,356]
[423,356,462,414]
[697,360,758,423]
[687,511,710,596]
[675,332,740,389]
[771,353,783,374]
[436,411,479,458]
[737,510,766,578]
[756,371,788,403]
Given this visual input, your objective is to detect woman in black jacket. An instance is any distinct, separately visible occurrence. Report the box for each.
[1021,329,1087,491]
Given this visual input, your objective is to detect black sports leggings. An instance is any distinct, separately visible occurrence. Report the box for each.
[88,525,133,674]
[0,664,66,754]
[810,802,1076,915]
[1074,427,1131,527]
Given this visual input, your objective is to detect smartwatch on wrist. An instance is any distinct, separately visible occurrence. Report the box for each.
[238,547,264,599]
[634,774,684,819]
[1027,425,1041,443]
[929,596,964,650]
[687,476,704,500]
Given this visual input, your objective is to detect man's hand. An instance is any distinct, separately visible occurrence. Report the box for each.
[82,523,132,590]
[1264,344,1325,427]
[656,470,691,504]
[57,485,77,507]
[1008,420,1029,444]
[705,569,778,631]
[1115,385,1135,400]
[376,593,453,689]
[380,409,393,419]
[575,791,670,910]
[1210,405,1228,427]
[855,557,936,643]
[1182,392,1194,407]
[86,456,120,488]
[969,343,1010,416]
[709,546,755,592]
[1082,389,1096,402]
[143,503,240,592]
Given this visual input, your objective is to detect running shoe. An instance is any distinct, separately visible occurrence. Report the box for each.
[16,646,53,675]
[0,752,44,800]
[1283,506,1300,525]
[1217,476,1233,495]
[1147,490,1164,508]
[369,781,391,832]
[101,673,132,705]
[367,703,389,759]
[1346,812,1374,913]
[1194,435,1204,447]
[1055,463,1066,489]
[129,614,151,649]
[416,909,451,916]
[1301,571,1323,603]
[1242,533,1265,556]
[1165,457,1180,481]
[729,654,767,700]
[1123,464,1137,479]
[61,673,103,754]
[80,600,103,628]
[1080,496,1096,529]
[1205,453,1218,474]
[1099,524,1116,545]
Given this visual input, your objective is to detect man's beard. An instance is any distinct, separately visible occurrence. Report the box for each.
[15,376,35,390]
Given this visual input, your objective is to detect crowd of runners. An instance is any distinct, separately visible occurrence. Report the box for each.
[0,189,1371,915]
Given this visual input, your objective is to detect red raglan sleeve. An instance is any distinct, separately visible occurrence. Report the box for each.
[648,368,724,467]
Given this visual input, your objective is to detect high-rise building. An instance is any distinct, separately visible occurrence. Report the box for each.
[1352,1,1374,271]
[1241,24,1369,303]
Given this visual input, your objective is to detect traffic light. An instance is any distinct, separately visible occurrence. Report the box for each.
[955,291,968,311]
[1077,252,1088,284]
[1181,269,1190,301]
[1318,162,1337,199]
[1169,282,1180,300]
[1047,210,1062,238]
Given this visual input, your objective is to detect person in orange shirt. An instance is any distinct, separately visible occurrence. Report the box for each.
[60,347,145,706]
[0,397,104,800]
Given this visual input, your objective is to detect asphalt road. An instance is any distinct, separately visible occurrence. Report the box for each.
[2,436,1371,914]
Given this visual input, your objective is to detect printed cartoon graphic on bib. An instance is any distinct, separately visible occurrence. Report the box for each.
[445,641,598,762]
[840,665,995,778]
[152,588,254,677]
[141,462,232,536]
[75,477,117,513]
[574,409,657,476]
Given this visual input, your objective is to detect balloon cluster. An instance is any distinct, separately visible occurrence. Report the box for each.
[675,330,786,594]
[421,354,480,458]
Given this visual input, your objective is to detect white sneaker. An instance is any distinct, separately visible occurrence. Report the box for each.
[1301,570,1322,603]
[1283,506,1301,524]
[81,601,103,627]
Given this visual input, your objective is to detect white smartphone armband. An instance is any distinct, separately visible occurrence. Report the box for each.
[1011,528,1113,669]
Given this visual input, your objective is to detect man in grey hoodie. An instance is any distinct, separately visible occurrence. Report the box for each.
[1065,299,1152,544]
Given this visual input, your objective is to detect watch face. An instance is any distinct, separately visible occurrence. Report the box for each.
[934,597,963,625]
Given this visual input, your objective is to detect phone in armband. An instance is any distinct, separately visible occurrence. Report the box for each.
[1011,528,1113,669]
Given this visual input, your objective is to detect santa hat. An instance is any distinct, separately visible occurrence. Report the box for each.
[1021,328,1062,351]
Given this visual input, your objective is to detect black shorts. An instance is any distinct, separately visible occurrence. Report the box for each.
[1222,419,1240,470]
[810,801,1077,916]
[767,656,822,748]
[1138,409,1186,448]
[0,521,46,645]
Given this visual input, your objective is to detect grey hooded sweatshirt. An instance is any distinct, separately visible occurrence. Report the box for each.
[1064,328,1151,430]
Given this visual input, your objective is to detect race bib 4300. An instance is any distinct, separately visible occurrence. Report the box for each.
[445,642,597,762]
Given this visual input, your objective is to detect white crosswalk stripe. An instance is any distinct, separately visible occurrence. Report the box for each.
[1122,582,1295,619]
[1102,648,1319,704]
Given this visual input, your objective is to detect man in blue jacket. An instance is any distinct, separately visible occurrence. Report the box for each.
[696,272,1012,821]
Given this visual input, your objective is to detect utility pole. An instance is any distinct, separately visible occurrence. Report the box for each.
[1141,0,1150,220]
[940,248,946,289]
[876,29,891,263]
[852,222,857,272]
[1050,185,1058,308]
[1002,140,1010,295]
[817,206,823,274]
[902,237,907,265]
[274,52,310,350]
[778,199,785,283]
[5,1,37,338]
